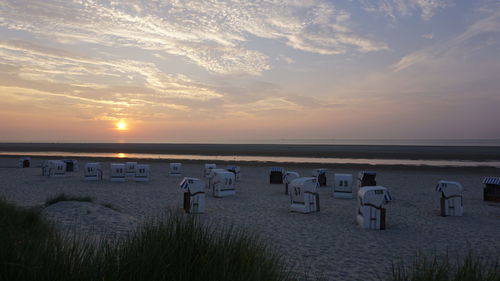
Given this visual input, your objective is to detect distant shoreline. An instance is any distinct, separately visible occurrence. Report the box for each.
[1,142,500,161]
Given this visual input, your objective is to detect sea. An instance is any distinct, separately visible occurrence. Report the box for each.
[1,139,499,168]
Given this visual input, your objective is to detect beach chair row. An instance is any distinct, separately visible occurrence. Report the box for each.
[271,167,472,229]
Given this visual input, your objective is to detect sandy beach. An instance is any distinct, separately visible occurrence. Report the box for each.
[1,156,499,280]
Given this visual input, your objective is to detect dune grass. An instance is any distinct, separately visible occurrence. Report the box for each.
[0,199,293,281]
[390,251,500,281]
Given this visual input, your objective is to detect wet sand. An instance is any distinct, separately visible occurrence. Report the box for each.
[1,142,500,161]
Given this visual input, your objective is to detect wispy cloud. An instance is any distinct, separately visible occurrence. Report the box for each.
[393,8,500,71]
[0,0,387,76]
[359,0,452,20]
[0,40,223,101]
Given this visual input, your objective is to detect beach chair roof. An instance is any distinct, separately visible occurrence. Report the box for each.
[180,177,204,192]
[270,167,284,172]
[357,186,387,207]
[435,180,463,197]
[483,177,500,186]
[290,177,318,191]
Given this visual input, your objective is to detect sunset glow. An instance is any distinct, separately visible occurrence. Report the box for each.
[116,121,128,131]
[0,1,499,142]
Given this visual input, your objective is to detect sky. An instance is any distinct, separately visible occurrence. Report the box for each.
[0,0,499,142]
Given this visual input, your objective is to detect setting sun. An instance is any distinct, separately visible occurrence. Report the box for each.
[116,121,128,131]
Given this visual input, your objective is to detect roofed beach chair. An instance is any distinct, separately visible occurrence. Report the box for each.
[110,163,126,182]
[180,177,205,214]
[204,163,216,178]
[18,157,31,168]
[356,171,377,190]
[125,162,137,177]
[289,177,320,213]
[134,164,150,182]
[42,160,66,178]
[356,186,389,230]
[284,171,300,195]
[63,159,79,172]
[333,173,354,199]
[435,180,463,216]
[170,163,182,177]
[270,167,284,184]
[312,168,327,186]
[84,163,103,181]
[208,169,236,198]
[482,177,500,202]
[226,165,241,181]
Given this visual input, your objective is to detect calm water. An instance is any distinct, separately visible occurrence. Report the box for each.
[3,139,500,146]
[1,151,499,168]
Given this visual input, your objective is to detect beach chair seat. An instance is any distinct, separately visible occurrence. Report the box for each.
[226,165,241,181]
[435,181,463,216]
[289,177,320,213]
[18,157,31,168]
[63,159,79,172]
[134,164,150,182]
[270,167,284,184]
[312,168,327,186]
[180,177,205,213]
[170,163,182,177]
[284,171,300,195]
[204,164,216,178]
[110,163,126,182]
[84,163,103,181]
[482,177,500,202]
[333,173,353,199]
[356,186,388,230]
[209,169,236,197]
[356,171,377,188]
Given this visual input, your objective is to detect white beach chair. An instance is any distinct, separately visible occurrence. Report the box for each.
[42,160,66,178]
[125,162,137,177]
[356,186,388,230]
[134,164,150,182]
[170,163,182,177]
[204,163,217,178]
[18,157,31,168]
[355,171,377,191]
[270,167,284,184]
[209,169,236,198]
[284,171,300,195]
[333,173,354,199]
[84,163,103,181]
[63,159,79,172]
[289,177,320,213]
[312,168,327,186]
[180,177,205,214]
[110,163,126,182]
[435,180,463,216]
[226,165,241,181]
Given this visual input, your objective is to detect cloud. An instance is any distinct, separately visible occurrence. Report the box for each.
[359,0,452,20]
[0,0,387,76]
[393,8,500,71]
[421,33,434,39]
[0,40,223,101]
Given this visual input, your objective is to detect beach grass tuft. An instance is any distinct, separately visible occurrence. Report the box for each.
[45,193,94,206]
[390,251,500,281]
[0,199,293,281]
